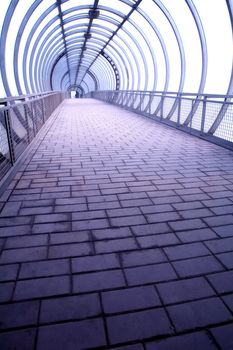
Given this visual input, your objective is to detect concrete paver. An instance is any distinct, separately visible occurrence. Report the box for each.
[0,99,233,349]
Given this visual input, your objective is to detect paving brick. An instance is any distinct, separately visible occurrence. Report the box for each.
[137,233,179,248]
[118,192,147,200]
[19,206,53,215]
[212,225,233,237]
[89,201,121,210]
[72,218,109,231]
[0,217,32,227]
[107,308,172,344]
[172,256,223,278]
[172,201,204,210]
[72,253,120,273]
[205,237,233,253]
[210,324,233,350]
[179,208,213,219]
[125,263,177,285]
[96,236,138,253]
[14,276,70,300]
[0,246,47,264]
[110,215,147,227]
[146,212,180,224]
[141,204,174,214]
[34,213,69,224]
[0,301,39,329]
[93,227,132,240]
[0,225,31,238]
[107,207,141,217]
[207,270,233,293]
[55,203,87,213]
[145,331,218,350]
[56,198,86,205]
[211,205,233,215]
[5,234,48,249]
[152,196,182,204]
[49,242,91,258]
[72,210,106,221]
[0,282,15,302]
[164,242,210,260]
[209,191,233,199]
[157,277,215,304]
[22,199,54,207]
[169,219,206,231]
[0,202,22,217]
[167,298,232,332]
[217,251,233,269]
[0,264,18,281]
[32,222,71,234]
[121,248,167,267]
[40,293,101,323]
[50,231,89,244]
[204,215,233,227]
[202,198,232,207]
[181,194,210,201]
[120,198,153,207]
[176,228,217,242]
[147,190,176,198]
[37,319,106,350]
[102,285,161,313]
[0,329,36,350]
[73,270,125,292]
[19,259,69,279]
[222,294,233,312]
[131,223,171,236]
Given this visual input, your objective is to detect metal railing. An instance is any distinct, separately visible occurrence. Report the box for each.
[85,90,233,149]
[0,91,66,181]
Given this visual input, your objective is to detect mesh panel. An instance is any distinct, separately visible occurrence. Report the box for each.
[204,101,222,133]
[150,95,161,115]
[214,103,233,142]
[163,96,177,120]
[9,105,28,159]
[141,94,150,112]
[180,98,192,124]
[0,110,11,178]
[0,93,65,181]
[188,100,203,131]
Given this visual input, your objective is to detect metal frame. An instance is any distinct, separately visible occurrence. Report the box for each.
[0,91,65,181]
[0,0,233,100]
[88,90,233,148]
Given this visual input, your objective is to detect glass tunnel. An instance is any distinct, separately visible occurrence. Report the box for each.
[0,0,233,97]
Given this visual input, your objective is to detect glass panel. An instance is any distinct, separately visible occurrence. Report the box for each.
[194,0,233,94]
[99,0,131,15]
[61,0,94,12]
[139,0,181,92]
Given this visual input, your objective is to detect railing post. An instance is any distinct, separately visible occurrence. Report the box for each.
[201,96,207,134]
[190,99,194,133]
[4,109,15,165]
[160,93,164,120]
[24,104,31,144]
[149,92,152,115]
[41,99,45,123]
[177,93,181,126]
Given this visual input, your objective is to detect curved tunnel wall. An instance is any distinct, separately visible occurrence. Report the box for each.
[0,0,232,98]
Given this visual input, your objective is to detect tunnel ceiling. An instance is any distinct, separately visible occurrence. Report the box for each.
[0,0,233,97]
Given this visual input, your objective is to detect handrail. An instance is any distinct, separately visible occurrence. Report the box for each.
[85,90,233,149]
[0,91,63,106]
[0,91,66,181]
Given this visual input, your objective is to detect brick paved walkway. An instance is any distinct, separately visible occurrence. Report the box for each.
[0,98,233,349]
